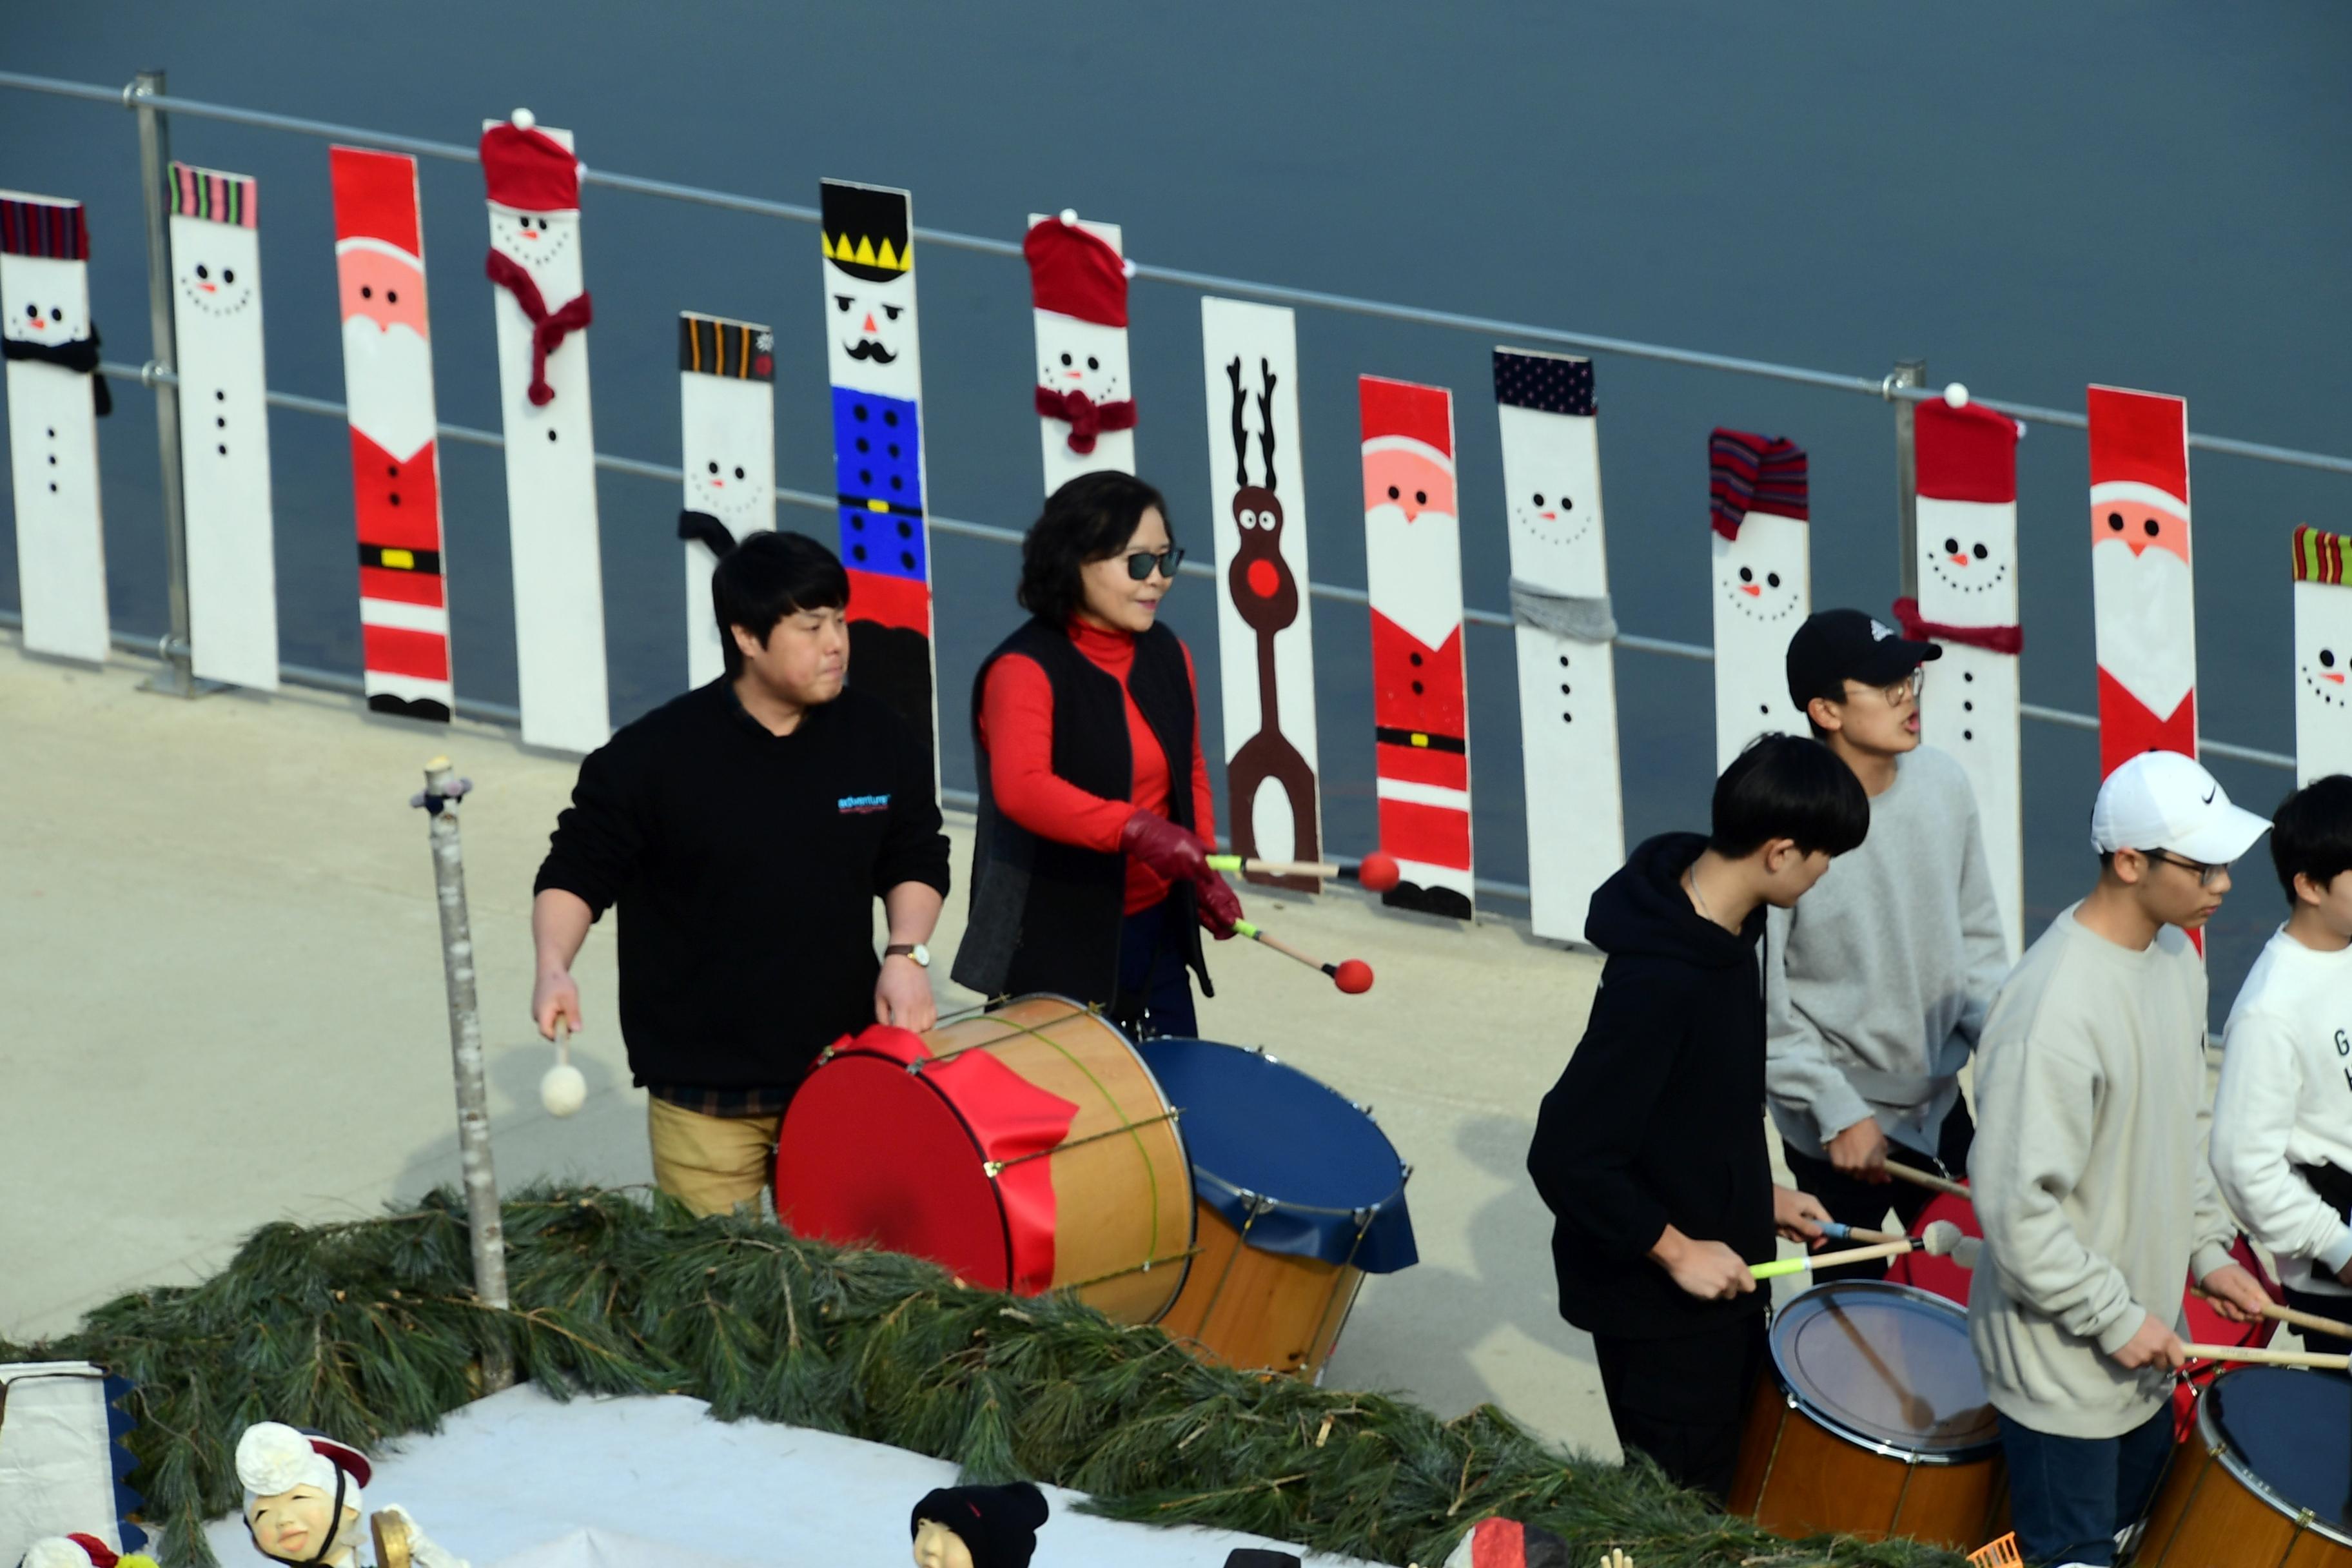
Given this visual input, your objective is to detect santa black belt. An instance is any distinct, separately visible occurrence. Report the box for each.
[1374,727,1465,754]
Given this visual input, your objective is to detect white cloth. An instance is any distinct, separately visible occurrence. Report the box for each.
[2213,926,2352,1294]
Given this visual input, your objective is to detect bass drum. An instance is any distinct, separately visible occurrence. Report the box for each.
[2138,1366,2352,1567]
[773,995,1194,1324]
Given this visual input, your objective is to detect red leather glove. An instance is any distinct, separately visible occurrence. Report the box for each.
[1193,866,1244,939]
[1119,809,1209,883]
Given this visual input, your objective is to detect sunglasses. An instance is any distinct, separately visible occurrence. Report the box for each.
[1121,547,1186,582]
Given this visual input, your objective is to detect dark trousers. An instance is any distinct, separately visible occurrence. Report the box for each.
[2284,1282,2352,1353]
[1112,898,1197,1040]
[1779,1094,1975,1285]
[1997,1404,2174,1567]
[1590,1311,1768,1504]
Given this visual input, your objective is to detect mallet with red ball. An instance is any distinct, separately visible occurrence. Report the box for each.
[1206,850,1402,892]
[1230,919,1374,994]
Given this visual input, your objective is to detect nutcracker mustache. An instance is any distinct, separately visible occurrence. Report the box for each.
[843,338,897,364]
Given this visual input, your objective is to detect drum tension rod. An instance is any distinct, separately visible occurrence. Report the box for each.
[982,1109,1183,1177]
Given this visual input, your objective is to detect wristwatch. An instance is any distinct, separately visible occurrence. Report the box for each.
[885,942,931,968]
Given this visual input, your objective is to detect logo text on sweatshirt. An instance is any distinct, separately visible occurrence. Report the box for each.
[838,793,890,814]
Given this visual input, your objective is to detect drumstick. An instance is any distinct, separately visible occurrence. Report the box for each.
[1824,1293,1936,1429]
[1230,919,1375,995]
[2193,1289,2352,1344]
[1818,1220,1905,1245]
[2177,1342,2352,1370]
[1883,1160,1972,1200]
[1206,850,1402,893]
[1752,1219,1966,1280]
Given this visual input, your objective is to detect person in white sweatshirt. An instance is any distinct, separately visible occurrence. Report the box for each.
[2213,773,2352,1351]
[1970,750,2275,1568]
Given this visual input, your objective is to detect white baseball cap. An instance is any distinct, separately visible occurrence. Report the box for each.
[2090,750,2271,864]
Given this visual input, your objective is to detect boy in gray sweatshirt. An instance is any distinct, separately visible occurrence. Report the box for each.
[1970,750,2273,1568]
[1767,610,2010,1275]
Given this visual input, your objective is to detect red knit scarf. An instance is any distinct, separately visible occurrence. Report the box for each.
[1892,596,2023,655]
[484,248,593,406]
[1034,386,1137,455]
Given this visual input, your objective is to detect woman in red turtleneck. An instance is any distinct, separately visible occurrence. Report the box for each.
[949,473,1242,1038]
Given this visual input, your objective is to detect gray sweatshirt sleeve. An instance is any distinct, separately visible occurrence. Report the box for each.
[1764,902,1875,1146]
[1974,1015,2148,1353]
[1952,791,2011,1050]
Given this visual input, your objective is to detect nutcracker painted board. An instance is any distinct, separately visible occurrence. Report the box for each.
[1900,397,2024,957]
[1,191,109,665]
[1708,428,1811,771]
[1360,374,1474,920]
[677,311,774,690]
[2291,526,2352,785]
[481,111,607,754]
[1493,348,1620,945]
[168,161,279,691]
[1026,210,1135,494]
[820,179,937,774]
[2088,384,2197,776]
[1200,297,1322,892]
[332,146,453,721]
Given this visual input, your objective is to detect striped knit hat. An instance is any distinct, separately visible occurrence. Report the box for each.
[0,193,88,260]
[2292,525,2346,586]
[1710,427,1808,539]
[168,161,256,227]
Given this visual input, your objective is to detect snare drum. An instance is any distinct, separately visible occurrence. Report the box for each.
[2137,1366,2352,1567]
[1730,1281,2007,1549]
[772,995,1195,1324]
[1134,1038,1416,1380]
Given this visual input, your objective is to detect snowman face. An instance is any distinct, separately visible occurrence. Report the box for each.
[1923,525,2010,600]
[1712,522,1806,627]
[487,206,575,273]
[825,269,919,400]
[175,238,256,319]
[2297,586,2351,715]
[690,450,770,525]
[1,254,88,342]
[1035,314,1127,404]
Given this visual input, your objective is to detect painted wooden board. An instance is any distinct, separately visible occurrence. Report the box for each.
[2088,384,2197,777]
[1026,210,1134,493]
[2291,526,2352,785]
[1360,374,1473,920]
[677,312,774,690]
[482,112,607,754]
[332,146,453,721]
[168,161,279,691]
[1,192,108,665]
[1708,428,1811,771]
[821,179,937,777]
[1493,348,1620,945]
[1200,298,1322,892]
[1910,397,2024,958]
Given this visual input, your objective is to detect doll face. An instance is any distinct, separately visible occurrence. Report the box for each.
[910,1520,974,1568]
[248,1485,355,1563]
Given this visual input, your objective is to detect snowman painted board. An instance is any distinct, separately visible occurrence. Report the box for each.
[1494,348,1622,945]
[1708,428,1811,772]
[168,162,279,691]
[2292,526,2352,785]
[677,312,775,690]
[1026,211,1135,494]
[1911,394,2024,957]
[1200,297,1322,891]
[481,110,608,754]
[2087,384,2197,776]
[1,191,108,665]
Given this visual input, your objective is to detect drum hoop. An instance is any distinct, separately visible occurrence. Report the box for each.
[810,1046,1017,1292]
[1191,1165,1407,1222]
[1766,1280,2003,1465]
[2194,1369,2352,1549]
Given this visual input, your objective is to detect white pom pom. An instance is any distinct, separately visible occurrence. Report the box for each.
[1057,208,1078,225]
[511,108,536,130]
[1942,382,1969,408]
[540,1062,587,1117]
[237,1422,320,1496]
[1120,259,1136,279]
[23,1538,97,1568]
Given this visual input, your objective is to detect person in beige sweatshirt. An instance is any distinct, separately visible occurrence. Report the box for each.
[1969,750,2273,1568]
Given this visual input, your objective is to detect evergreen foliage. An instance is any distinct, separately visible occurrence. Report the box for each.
[4,1186,1965,1568]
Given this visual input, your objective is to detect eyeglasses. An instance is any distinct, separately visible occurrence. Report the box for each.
[2142,849,2232,888]
[1122,547,1186,582]
[1845,669,1925,706]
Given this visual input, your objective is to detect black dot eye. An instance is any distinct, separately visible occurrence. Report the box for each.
[1944,538,1959,554]
[1059,353,1072,366]
[882,304,902,321]
[195,264,209,279]
[1387,485,1400,500]
[835,296,852,313]
[2324,649,2338,669]
[1973,543,1988,560]
[1532,493,1545,507]
[1414,491,1427,505]
[222,268,235,284]
[50,307,61,321]
[1767,573,1781,588]
[1086,357,1099,370]
[2108,511,2125,531]
[733,467,744,480]
[707,462,718,473]
[386,289,397,304]
[2143,518,2160,538]
[23,303,34,318]
[1561,497,1572,510]
[1739,567,1754,583]
[360,285,372,299]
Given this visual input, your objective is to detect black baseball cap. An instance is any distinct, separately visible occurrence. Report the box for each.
[1785,608,1941,710]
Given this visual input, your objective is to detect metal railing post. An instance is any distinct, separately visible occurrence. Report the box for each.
[1888,358,1926,599]
[130,68,205,698]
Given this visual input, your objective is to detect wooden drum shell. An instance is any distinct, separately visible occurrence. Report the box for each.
[1729,1369,2008,1551]
[2138,1375,2352,1568]
[1157,1201,1364,1378]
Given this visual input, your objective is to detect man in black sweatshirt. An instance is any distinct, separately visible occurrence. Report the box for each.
[1528,734,1865,1501]
[531,531,950,1217]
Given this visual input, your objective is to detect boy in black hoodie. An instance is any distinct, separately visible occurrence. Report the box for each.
[1528,734,1867,1501]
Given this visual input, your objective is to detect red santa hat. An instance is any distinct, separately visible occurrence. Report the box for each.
[1024,211,1128,328]
[1914,397,2019,505]
[2086,383,2189,514]
[1359,375,1455,466]
[479,110,579,214]
[330,146,422,257]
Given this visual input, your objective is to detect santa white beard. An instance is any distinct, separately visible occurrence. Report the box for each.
[341,316,438,461]
[1366,500,1464,649]
[2092,538,2197,719]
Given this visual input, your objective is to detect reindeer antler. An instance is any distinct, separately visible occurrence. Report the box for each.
[1224,357,1250,489]
[1255,358,1279,494]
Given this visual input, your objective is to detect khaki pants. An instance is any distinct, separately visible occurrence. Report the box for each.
[645,1098,781,1218]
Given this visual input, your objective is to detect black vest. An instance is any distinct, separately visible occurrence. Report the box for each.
[952,616,1211,1011]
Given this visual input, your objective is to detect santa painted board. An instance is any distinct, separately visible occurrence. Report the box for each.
[168,161,279,691]
[1201,297,1322,892]
[821,178,937,777]
[1709,428,1811,771]
[1360,374,1474,920]
[482,110,608,754]
[1027,210,1135,493]
[331,146,454,721]
[677,312,775,690]
[1900,395,2025,957]
[1494,348,1620,945]
[2088,384,2197,776]
[2292,525,2352,785]
[2,191,110,665]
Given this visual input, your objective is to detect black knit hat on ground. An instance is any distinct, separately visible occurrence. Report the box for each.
[910,1482,1050,1568]
[1222,1554,1301,1568]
